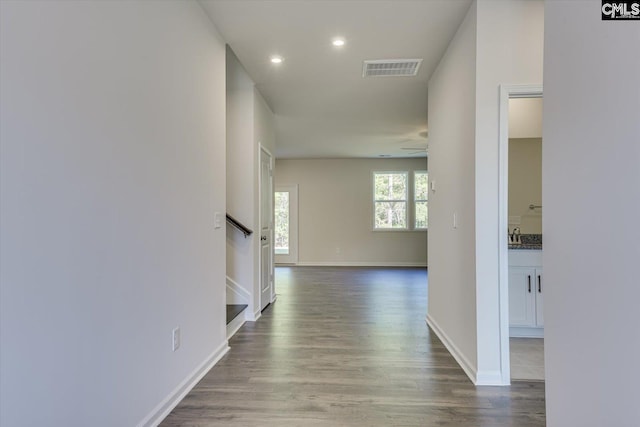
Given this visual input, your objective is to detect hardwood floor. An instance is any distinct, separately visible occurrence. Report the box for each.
[162,267,545,426]
[510,338,545,382]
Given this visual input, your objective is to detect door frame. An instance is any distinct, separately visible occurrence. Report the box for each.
[258,144,275,310]
[274,184,299,265]
[498,84,543,385]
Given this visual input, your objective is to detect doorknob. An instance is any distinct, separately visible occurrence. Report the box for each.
[261,236,267,241]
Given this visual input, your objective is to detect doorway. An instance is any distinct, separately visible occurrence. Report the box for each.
[259,145,275,310]
[498,84,544,384]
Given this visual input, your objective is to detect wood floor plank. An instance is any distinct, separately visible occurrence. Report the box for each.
[162,266,545,426]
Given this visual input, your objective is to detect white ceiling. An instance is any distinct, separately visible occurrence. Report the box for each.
[201,0,473,159]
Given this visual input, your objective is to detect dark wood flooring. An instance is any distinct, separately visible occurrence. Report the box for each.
[162,266,545,426]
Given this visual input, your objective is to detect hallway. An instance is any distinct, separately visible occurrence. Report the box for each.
[162,267,545,426]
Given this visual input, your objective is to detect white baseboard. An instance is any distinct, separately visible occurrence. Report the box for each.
[245,309,262,322]
[138,341,230,427]
[226,276,251,305]
[227,308,246,339]
[426,314,477,385]
[510,326,544,338]
[475,369,506,386]
[295,261,427,267]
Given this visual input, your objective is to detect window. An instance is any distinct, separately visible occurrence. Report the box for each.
[373,172,408,229]
[414,171,428,229]
[274,191,289,254]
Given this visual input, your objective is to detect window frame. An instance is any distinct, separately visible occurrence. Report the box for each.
[414,170,428,230]
[372,171,409,231]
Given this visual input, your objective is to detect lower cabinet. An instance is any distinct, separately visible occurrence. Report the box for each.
[509,251,543,337]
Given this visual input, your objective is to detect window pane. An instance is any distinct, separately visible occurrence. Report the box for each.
[274,192,289,254]
[415,201,428,229]
[375,201,407,228]
[374,173,407,201]
[415,172,428,201]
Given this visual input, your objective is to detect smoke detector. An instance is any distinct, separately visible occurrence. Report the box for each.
[362,59,423,77]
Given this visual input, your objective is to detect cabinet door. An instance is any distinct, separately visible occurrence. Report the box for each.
[535,268,543,327]
[509,267,536,327]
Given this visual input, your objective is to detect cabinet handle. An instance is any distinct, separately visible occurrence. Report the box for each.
[528,275,531,293]
[538,275,541,293]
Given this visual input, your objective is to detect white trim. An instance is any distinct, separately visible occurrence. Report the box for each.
[295,261,427,268]
[226,276,250,305]
[258,144,275,313]
[475,370,505,386]
[509,327,544,338]
[227,309,247,339]
[426,314,476,385]
[246,308,262,322]
[138,341,229,427]
[498,84,543,386]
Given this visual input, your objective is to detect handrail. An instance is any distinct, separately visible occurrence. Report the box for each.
[226,214,253,238]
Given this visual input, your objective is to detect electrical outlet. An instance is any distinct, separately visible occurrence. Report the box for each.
[172,327,180,352]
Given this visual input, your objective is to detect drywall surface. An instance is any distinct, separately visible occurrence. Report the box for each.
[426,1,479,378]
[543,1,640,425]
[427,0,544,384]
[275,158,427,266]
[474,0,544,383]
[508,138,542,234]
[225,47,276,317]
[0,1,227,425]
[226,47,259,315]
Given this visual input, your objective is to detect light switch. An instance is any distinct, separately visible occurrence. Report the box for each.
[430,180,436,192]
[214,212,222,229]
[453,212,458,229]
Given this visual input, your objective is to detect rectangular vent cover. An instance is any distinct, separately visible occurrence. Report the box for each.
[362,59,423,77]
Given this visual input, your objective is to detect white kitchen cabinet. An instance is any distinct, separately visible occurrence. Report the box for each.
[509,250,543,337]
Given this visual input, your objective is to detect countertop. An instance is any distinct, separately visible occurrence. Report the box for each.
[508,234,542,250]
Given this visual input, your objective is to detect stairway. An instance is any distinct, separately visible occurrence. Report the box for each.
[226,304,248,324]
[226,304,247,339]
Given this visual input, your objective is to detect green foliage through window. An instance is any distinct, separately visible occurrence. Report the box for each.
[374,172,408,229]
[274,192,289,254]
[415,172,428,229]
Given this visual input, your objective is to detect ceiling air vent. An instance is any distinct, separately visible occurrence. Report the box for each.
[362,59,423,77]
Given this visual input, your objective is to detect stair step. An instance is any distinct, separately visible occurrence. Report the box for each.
[226,304,248,324]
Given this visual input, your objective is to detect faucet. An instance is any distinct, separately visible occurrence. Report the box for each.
[510,227,522,244]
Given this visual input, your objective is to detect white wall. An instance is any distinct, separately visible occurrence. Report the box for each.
[427,0,544,384]
[0,1,227,425]
[509,138,542,234]
[226,48,275,316]
[474,0,544,383]
[543,1,640,425]
[509,97,543,139]
[426,1,479,379]
[226,48,257,312]
[275,158,427,266]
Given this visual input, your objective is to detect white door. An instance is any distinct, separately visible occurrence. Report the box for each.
[259,146,274,310]
[274,185,298,264]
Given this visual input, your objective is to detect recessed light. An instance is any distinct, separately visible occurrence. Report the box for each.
[332,38,345,47]
[270,55,283,64]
